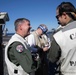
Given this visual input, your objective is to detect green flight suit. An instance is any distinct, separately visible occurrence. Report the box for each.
[7,41,36,74]
[47,38,61,75]
[47,38,61,63]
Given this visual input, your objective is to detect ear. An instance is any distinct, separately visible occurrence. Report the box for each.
[62,12,67,19]
[19,25,22,30]
[63,12,66,15]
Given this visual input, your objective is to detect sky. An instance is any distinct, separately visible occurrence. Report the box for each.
[0,0,76,33]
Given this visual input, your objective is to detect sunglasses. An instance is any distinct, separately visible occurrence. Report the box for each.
[56,14,62,19]
[56,14,60,19]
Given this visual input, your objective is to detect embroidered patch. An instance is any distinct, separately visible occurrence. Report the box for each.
[16,45,24,52]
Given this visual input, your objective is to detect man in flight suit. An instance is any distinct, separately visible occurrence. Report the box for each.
[5,18,38,75]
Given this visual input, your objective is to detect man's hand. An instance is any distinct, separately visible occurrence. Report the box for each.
[43,46,49,51]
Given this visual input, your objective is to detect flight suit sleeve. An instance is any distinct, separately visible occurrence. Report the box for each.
[47,38,61,63]
[8,42,35,73]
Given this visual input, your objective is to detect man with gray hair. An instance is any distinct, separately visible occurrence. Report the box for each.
[5,18,37,75]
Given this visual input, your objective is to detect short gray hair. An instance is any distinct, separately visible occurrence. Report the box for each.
[14,18,30,31]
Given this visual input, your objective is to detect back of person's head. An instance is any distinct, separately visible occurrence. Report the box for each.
[14,18,30,31]
[37,24,48,34]
[57,2,76,20]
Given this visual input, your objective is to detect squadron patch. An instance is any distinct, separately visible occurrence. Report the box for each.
[16,45,24,52]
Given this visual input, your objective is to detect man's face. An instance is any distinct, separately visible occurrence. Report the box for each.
[56,9,67,26]
[21,20,31,37]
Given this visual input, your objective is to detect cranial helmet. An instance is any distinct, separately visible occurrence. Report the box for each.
[38,24,48,33]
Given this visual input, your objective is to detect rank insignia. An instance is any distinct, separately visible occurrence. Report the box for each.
[16,45,24,52]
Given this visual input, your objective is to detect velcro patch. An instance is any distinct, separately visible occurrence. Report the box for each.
[16,45,24,52]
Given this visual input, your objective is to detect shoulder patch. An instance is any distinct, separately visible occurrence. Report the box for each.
[16,45,24,52]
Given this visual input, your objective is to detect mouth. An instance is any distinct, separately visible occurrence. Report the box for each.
[28,28,31,34]
[28,27,31,31]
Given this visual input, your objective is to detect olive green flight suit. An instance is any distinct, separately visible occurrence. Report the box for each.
[8,41,36,74]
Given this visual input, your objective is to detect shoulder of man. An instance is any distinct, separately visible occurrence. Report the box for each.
[10,42,24,53]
